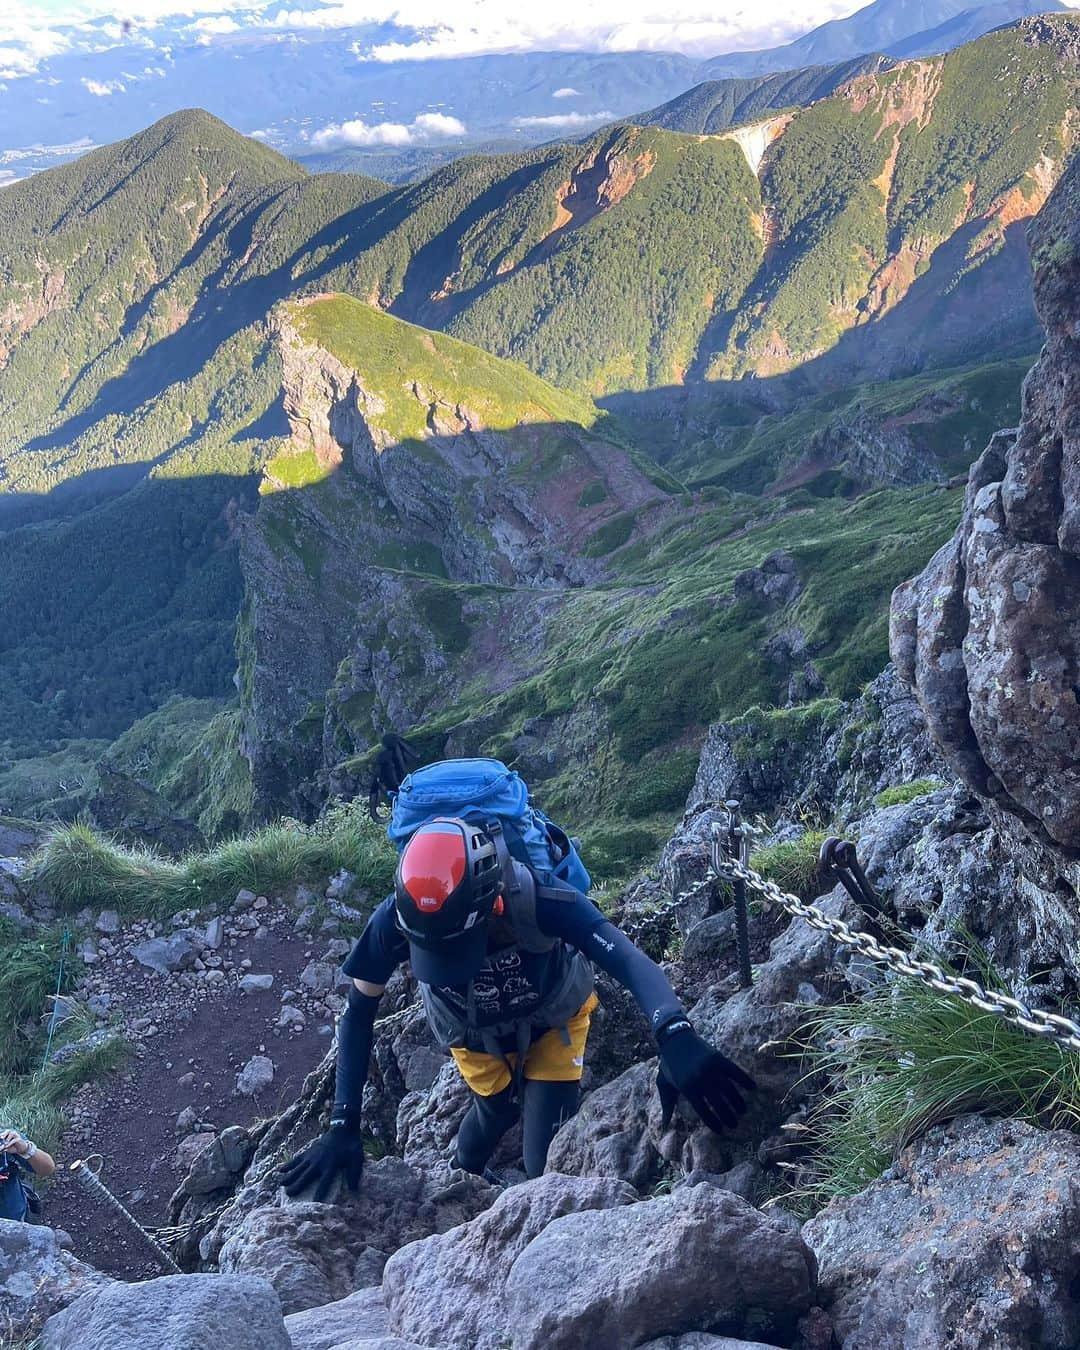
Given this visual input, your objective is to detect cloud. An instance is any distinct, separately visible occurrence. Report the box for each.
[552,86,580,98]
[310,109,466,148]
[0,0,876,75]
[191,15,244,36]
[82,76,126,95]
[513,109,615,129]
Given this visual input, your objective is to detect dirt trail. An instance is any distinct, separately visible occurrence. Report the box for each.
[40,902,357,1281]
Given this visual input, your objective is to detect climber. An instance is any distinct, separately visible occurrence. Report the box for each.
[367,734,419,821]
[0,1128,55,1221]
[280,818,755,1198]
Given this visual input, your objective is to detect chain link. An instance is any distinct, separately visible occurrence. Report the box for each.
[620,872,718,942]
[714,854,1080,1055]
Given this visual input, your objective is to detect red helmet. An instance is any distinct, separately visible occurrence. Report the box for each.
[394,818,500,985]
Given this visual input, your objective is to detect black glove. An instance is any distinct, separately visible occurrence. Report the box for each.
[278,1108,365,1200]
[656,1020,755,1133]
[368,734,418,820]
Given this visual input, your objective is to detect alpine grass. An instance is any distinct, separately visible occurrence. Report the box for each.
[792,963,1080,1213]
[873,778,946,808]
[25,801,397,919]
[750,830,829,899]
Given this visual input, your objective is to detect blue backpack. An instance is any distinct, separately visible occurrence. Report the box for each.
[387,758,591,893]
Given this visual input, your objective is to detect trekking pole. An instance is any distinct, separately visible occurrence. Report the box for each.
[715,804,753,990]
[69,1156,182,1275]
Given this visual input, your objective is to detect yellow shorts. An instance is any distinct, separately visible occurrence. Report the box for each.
[450,992,600,1097]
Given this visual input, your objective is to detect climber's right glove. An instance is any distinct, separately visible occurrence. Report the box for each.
[278,1106,365,1201]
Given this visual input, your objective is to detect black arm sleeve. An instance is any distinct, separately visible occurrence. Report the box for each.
[580,921,685,1040]
[333,984,381,1113]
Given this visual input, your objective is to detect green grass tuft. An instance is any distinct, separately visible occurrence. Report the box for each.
[750,830,829,899]
[873,778,946,808]
[26,803,397,919]
[794,962,1080,1212]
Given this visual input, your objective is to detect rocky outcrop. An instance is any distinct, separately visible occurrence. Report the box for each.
[505,1183,816,1349]
[241,303,672,816]
[804,1115,1080,1349]
[891,154,1080,858]
[0,1220,111,1341]
[380,1173,814,1350]
[41,1273,290,1350]
[382,1173,636,1349]
[216,1156,494,1313]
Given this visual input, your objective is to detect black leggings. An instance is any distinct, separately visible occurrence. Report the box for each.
[455,1079,580,1179]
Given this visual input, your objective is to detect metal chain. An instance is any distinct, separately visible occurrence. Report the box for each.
[620,872,719,942]
[714,854,1080,1055]
[71,1157,182,1274]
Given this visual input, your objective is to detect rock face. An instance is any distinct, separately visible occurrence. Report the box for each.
[0,1220,111,1339]
[381,1173,637,1349]
[40,1273,290,1350]
[284,1286,390,1350]
[217,1156,494,1314]
[505,1182,816,1350]
[804,1115,1080,1349]
[891,154,1080,856]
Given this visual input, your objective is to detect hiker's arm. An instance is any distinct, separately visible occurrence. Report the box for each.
[579,921,687,1040]
[24,1145,55,1179]
[334,983,381,1113]
[335,895,407,1112]
[536,891,685,1039]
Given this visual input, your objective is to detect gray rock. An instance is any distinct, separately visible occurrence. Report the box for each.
[505,1182,815,1349]
[284,1286,389,1350]
[217,1156,494,1315]
[545,1061,662,1189]
[40,1273,289,1349]
[236,1054,275,1096]
[640,1339,785,1350]
[240,973,275,993]
[805,1114,1080,1349]
[182,1126,255,1196]
[203,916,225,950]
[0,1220,111,1338]
[277,1005,306,1029]
[78,937,98,965]
[94,909,120,934]
[175,1105,199,1135]
[235,888,258,908]
[382,1173,638,1350]
[300,961,334,992]
[131,930,199,974]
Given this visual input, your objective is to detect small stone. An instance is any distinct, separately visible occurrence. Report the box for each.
[95,909,120,935]
[299,961,333,993]
[235,889,257,910]
[235,1054,275,1097]
[253,897,269,911]
[79,938,99,966]
[178,1072,196,1089]
[203,916,225,950]
[175,1105,199,1135]
[239,973,274,993]
[276,1005,305,1030]
[203,969,226,985]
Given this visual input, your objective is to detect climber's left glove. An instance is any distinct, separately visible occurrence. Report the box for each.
[655,1018,755,1133]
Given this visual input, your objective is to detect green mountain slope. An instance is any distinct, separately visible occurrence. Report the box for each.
[239,294,964,855]
[1,17,1077,830]
[638,55,894,135]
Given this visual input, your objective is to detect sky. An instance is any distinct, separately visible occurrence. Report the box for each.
[2,0,867,72]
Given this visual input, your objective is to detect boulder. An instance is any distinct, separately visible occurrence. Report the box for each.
[545,1061,663,1189]
[182,1126,254,1196]
[803,1115,1080,1349]
[217,1156,494,1314]
[639,1339,785,1350]
[95,909,120,934]
[382,1173,637,1349]
[505,1183,815,1350]
[0,1220,111,1338]
[131,930,199,974]
[284,1286,389,1350]
[236,1054,275,1096]
[40,1273,289,1350]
